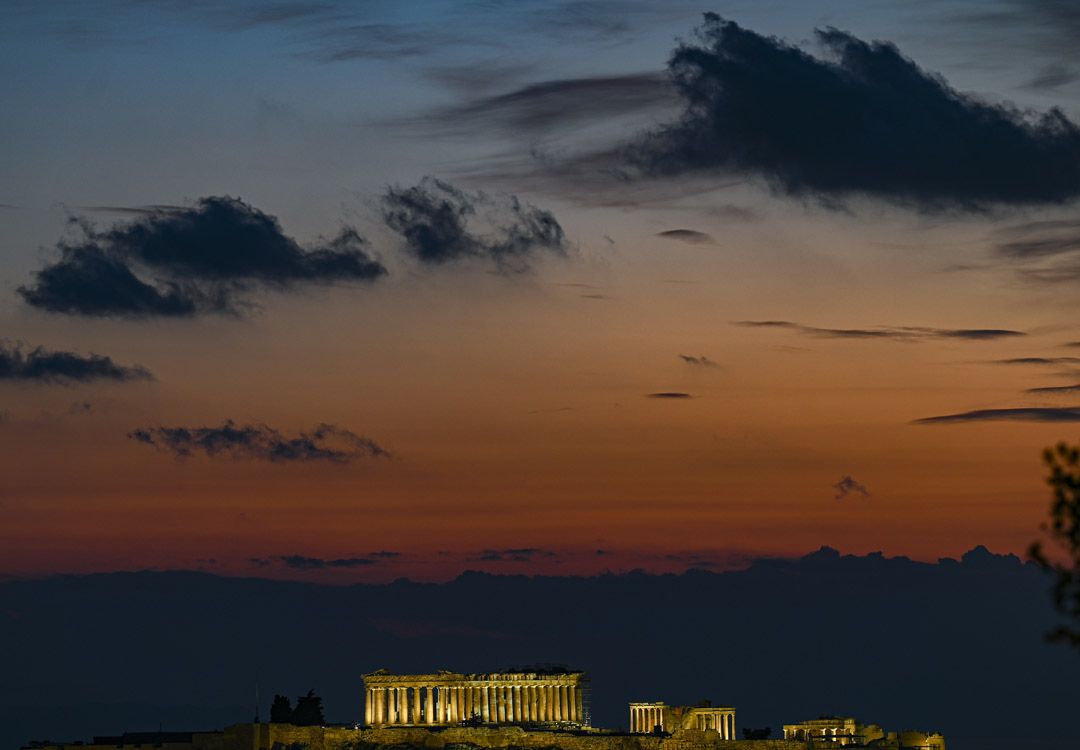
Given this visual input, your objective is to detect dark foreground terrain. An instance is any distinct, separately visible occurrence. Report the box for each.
[3,547,1076,750]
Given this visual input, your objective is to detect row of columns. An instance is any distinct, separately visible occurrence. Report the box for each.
[629,705,665,734]
[694,711,735,739]
[365,683,584,726]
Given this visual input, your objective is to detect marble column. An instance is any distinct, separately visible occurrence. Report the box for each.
[481,686,490,722]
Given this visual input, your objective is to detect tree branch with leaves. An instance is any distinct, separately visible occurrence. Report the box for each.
[1029,442,1080,648]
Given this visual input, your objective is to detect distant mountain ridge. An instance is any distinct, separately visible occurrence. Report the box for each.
[2,547,1075,750]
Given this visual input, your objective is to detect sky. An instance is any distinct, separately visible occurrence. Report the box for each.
[4,0,1080,583]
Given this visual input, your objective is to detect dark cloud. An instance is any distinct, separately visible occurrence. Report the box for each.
[678,354,717,367]
[657,229,714,244]
[128,420,390,463]
[1027,383,1080,393]
[0,342,152,384]
[478,548,557,563]
[382,177,567,273]
[915,406,1080,424]
[251,555,378,570]
[625,14,1080,209]
[646,392,692,399]
[20,197,386,319]
[736,320,1025,341]
[833,475,871,500]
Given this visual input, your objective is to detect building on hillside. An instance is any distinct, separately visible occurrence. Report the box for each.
[362,668,589,727]
[782,717,945,750]
[628,701,736,738]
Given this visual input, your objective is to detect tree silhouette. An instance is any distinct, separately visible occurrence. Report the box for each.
[270,695,293,724]
[742,727,771,739]
[291,689,325,726]
[1029,442,1080,648]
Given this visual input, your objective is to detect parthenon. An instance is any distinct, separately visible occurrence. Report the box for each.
[362,669,588,727]
[629,702,735,739]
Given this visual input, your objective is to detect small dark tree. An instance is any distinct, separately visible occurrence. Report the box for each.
[1030,442,1080,649]
[743,727,771,740]
[270,695,293,724]
[291,689,325,726]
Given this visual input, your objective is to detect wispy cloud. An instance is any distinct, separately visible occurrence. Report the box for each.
[736,320,1024,341]
[129,421,390,463]
[1027,383,1080,393]
[678,354,717,367]
[405,72,675,137]
[477,548,557,562]
[657,229,714,244]
[251,555,379,570]
[915,406,1080,424]
[993,356,1080,365]
[833,475,871,500]
[0,342,152,384]
[382,177,568,273]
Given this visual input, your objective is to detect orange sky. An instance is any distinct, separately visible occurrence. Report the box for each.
[3,3,1080,583]
[2,205,1073,582]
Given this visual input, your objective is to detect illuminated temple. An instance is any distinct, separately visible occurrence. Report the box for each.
[629,702,736,738]
[24,668,946,750]
[362,669,589,726]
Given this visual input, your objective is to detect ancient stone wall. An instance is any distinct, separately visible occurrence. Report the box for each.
[26,724,806,750]
[246,724,804,750]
